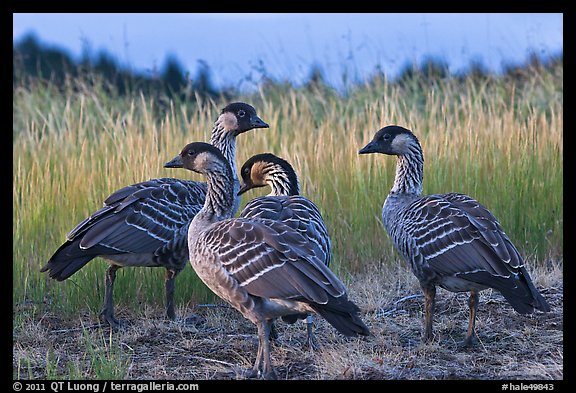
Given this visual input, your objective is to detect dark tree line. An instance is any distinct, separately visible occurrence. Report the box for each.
[13,33,222,101]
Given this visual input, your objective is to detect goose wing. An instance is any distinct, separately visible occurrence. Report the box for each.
[66,178,207,261]
[197,218,344,304]
[403,192,523,280]
[240,195,332,266]
[396,192,551,312]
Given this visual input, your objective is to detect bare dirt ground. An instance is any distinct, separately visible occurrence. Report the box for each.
[13,261,563,380]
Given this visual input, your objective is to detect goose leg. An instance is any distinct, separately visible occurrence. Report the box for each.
[165,269,176,321]
[422,284,436,343]
[100,265,124,328]
[463,290,479,347]
[304,314,319,350]
[252,335,264,377]
[246,323,265,379]
[258,320,277,380]
[268,319,279,341]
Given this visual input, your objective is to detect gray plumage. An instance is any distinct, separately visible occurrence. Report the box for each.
[165,142,369,379]
[41,103,268,327]
[238,153,331,348]
[238,153,331,266]
[359,125,550,346]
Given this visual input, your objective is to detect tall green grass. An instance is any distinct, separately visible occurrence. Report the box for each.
[13,64,563,317]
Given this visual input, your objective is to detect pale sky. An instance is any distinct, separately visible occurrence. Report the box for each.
[13,13,563,92]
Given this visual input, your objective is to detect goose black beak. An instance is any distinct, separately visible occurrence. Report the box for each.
[359,141,378,154]
[237,183,252,196]
[164,155,184,168]
[250,115,269,129]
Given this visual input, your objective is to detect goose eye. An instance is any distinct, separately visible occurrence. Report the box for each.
[237,109,246,118]
[383,134,391,141]
[187,150,195,156]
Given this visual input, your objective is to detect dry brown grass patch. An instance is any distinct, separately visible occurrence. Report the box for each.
[13,260,562,380]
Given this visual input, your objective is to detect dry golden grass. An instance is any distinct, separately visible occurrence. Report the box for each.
[13,73,563,312]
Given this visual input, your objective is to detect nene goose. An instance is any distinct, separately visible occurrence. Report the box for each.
[41,103,268,327]
[165,142,369,379]
[359,125,550,347]
[238,153,331,349]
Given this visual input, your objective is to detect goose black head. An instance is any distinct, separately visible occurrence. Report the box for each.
[359,125,420,156]
[164,142,230,176]
[238,153,299,196]
[218,102,269,136]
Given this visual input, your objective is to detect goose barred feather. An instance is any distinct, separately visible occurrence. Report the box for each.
[237,153,333,346]
[166,142,368,379]
[239,153,331,266]
[41,103,268,327]
[360,125,549,346]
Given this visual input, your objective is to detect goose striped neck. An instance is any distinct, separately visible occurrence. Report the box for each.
[202,165,235,221]
[267,166,298,196]
[239,153,300,197]
[211,119,238,184]
[391,145,424,196]
[197,154,235,222]
[209,122,241,215]
[210,109,248,215]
